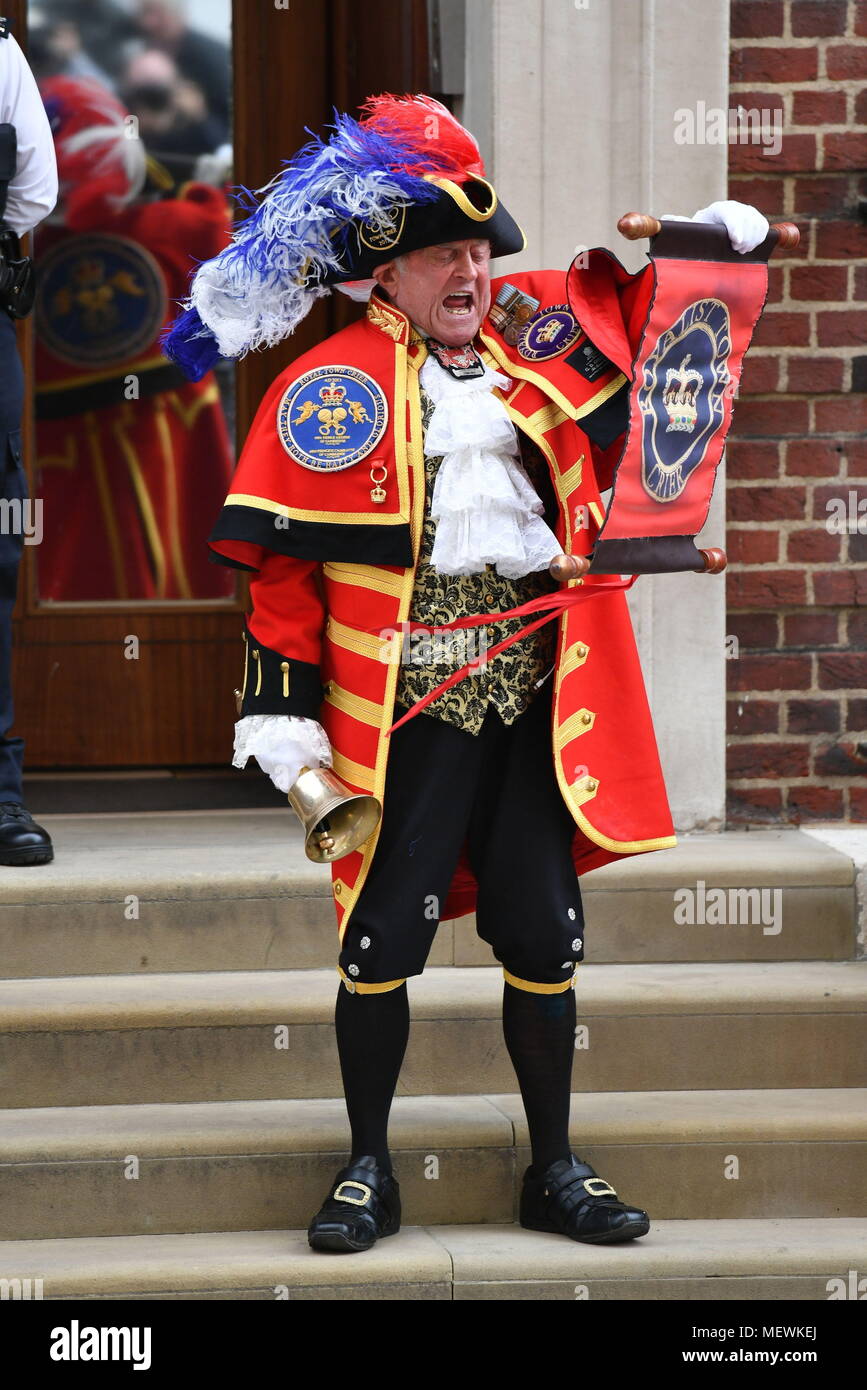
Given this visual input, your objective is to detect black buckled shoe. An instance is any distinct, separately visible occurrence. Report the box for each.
[307,1155,401,1253]
[0,803,54,866]
[520,1155,650,1245]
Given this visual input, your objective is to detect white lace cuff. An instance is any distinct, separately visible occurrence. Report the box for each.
[233,715,332,794]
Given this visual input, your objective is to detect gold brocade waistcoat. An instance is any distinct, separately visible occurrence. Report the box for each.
[394,385,560,735]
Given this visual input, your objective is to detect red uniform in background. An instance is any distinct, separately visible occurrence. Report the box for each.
[33,77,234,601]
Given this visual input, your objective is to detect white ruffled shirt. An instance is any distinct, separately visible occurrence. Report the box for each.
[234,349,560,791]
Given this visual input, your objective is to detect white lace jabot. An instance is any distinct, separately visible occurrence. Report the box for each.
[419,352,562,579]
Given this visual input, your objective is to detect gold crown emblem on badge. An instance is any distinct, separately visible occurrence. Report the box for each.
[319,380,347,406]
[663,355,702,433]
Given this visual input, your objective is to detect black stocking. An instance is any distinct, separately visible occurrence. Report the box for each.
[502,980,576,1174]
[334,982,410,1174]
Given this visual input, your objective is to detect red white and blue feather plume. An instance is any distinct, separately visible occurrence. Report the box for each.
[163,95,485,380]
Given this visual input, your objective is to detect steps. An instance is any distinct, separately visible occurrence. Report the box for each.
[1,962,865,1105]
[0,1090,864,1241]
[0,814,865,1300]
[0,815,855,977]
[1,1221,864,1301]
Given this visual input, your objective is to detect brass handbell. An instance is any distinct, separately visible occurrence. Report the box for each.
[287,765,381,863]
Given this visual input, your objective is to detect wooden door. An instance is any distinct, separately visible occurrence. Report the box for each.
[11,0,428,766]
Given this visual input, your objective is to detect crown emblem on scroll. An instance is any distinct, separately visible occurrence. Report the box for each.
[319,380,347,406]
[663,355,702,433]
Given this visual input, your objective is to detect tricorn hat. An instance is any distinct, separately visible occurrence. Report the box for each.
[162,94,525,379]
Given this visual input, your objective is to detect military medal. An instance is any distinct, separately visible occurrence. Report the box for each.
[517,304,583,361]
[425,338,486,380]
[488,282,540,345]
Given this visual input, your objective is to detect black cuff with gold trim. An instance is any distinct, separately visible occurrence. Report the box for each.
[238,620,325,718]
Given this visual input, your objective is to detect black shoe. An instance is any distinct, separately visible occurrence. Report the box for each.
[307,1155,401,1253]
[520,1155,650,1245]
[0,803,54,866]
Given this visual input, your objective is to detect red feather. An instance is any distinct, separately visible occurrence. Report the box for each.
[359,93,485,182]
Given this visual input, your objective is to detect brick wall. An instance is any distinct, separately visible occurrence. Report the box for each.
[726,0,867,824]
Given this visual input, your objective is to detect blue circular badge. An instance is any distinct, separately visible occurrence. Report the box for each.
[277,365,388,471]
[35,233,166,368]
[517,304,582,361]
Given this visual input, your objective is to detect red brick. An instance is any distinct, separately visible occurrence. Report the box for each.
[814,221,867,260]
[850,787,867,821]
[786,528,842,563]
[727,613,779,647]
[785,440,845,477]
[844,441,867,477]
[733,398,810,436]
[856,90,867,126]
[726,439,782,479]
[786,697,841,733]
[848,613,867,645]
[729,176,786,213]
[727,786,784,822]
[727,742,811,778]
[731,47,818,83]
[787,786,845,820]
[727,528,781,564]
[824,133,867,171]
[817,310,867,347]
[787,357,846,393]
[849,529,867,563]
[727,698,780,734]
[729,654,812,691]
[791,0,847,36]
[766,263,785,304]
[791,90,847,126]
[789,266,849,302]
[731,134,816,174]
[814,571,867,605]
[739,354,780,393]
[858,0,867,39]
[752,312,811,348]
[728,571,808,607]
[792,176,850,215]
[818,654,867,689]
[814,396,867,434]
[785,612,840,646]
[826,45,867,81]
[732,0,784,37]
[814,739,867,775]
[846,697,867,728]
[730,486,806,522]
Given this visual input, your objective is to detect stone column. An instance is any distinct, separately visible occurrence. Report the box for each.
[466,0,731,829]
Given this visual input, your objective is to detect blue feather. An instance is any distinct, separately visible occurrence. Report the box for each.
[161,306,221,382]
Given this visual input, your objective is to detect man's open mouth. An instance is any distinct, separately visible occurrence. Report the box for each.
[442,292,474,316]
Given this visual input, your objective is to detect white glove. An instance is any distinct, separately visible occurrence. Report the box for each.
[233,715,332,794]
[686,200,770,254]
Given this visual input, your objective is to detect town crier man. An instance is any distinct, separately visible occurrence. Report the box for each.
[164,94,769,1253]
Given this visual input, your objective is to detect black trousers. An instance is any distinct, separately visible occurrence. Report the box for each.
[0,311,26,803]
[337,677,586,993]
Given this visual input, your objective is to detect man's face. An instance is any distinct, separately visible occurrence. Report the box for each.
[372,239,492,345]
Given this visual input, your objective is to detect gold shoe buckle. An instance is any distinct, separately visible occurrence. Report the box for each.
[583,1177,617,1198]
[333,1181,373,1206]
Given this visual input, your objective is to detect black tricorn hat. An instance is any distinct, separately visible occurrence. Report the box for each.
[323,174,526,283]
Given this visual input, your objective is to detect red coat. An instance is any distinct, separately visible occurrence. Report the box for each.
[211,267,677,937]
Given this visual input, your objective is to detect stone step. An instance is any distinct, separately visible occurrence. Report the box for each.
[1,963,864,1107]
[0,815,855,978]
[0,1090,863,1240]
[1,1219,865,1300]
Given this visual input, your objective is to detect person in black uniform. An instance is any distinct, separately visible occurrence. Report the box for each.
[0,18,57,865]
